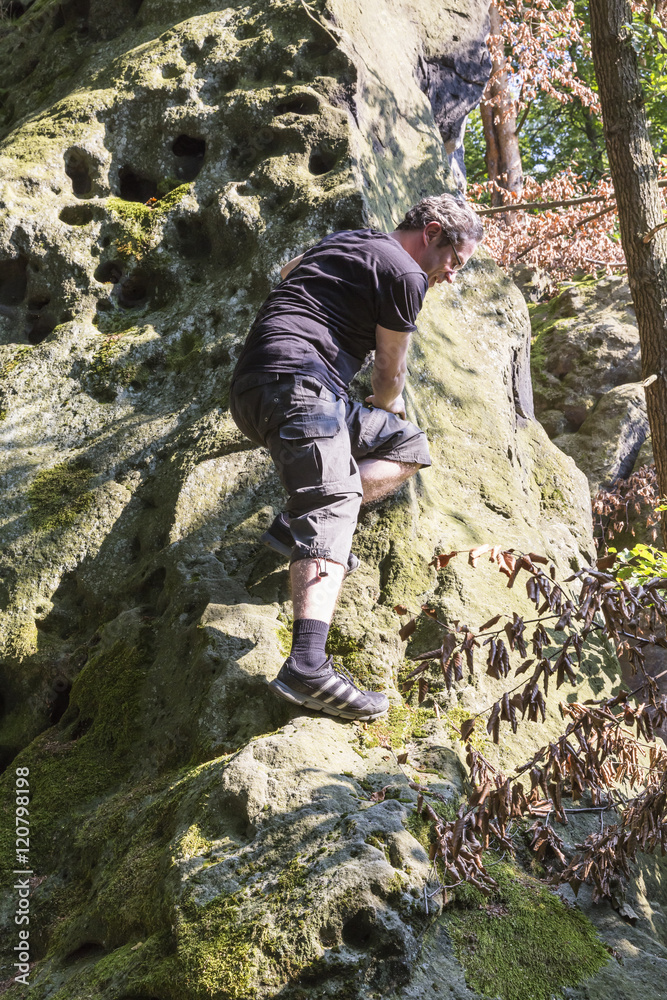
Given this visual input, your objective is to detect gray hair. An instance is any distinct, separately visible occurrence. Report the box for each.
[396,193,483,247]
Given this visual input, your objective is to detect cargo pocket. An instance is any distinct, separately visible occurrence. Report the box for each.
[278,413,342,440]
[277,402,347,485]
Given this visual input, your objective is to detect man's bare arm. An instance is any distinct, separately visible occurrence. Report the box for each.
[366,325,411,417]
[280,254,304,280]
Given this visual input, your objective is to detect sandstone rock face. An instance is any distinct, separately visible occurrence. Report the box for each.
[0,4,662,1000]
[530,275,650,490]
[553,383,650,494]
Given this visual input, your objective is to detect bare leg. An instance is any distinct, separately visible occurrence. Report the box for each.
[358,457,422,504]
[290,557,346,625]
[289,461,421,625]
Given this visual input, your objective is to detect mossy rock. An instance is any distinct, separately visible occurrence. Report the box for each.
[0,2,659,1000]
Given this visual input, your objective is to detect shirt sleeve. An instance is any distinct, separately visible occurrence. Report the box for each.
[377,271,428,333]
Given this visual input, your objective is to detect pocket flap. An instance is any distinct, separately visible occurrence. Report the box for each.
[279,414,341,439]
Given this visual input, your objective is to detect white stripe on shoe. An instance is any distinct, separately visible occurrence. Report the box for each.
[321,680,350,703]
[310,674,342,697]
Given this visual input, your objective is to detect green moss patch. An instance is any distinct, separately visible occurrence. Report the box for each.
[170,893,256,1000]
[0,642,145,882]
[165,330,203,373]
[447,860,609,1000]
[364,704,431,749]
[1,345,32,379]
[442,705,490,752]
[27,463,94,531]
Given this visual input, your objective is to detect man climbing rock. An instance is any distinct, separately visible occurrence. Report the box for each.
[229,194,483,722]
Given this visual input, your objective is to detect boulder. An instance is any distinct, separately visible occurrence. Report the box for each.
[531,275,641,432]
[0,3,663,1000]
[554,383,650,493]
[529,273,651,492]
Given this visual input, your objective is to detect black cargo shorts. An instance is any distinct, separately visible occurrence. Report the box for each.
[230,372,431,567]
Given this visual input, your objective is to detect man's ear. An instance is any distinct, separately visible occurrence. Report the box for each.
[424,222,442,243]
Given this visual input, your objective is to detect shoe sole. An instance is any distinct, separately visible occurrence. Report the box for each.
[268,678,388,722]
[261,531,360,575]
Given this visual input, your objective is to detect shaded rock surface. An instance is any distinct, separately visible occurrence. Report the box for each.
[0,3,664,1000]
[530,274,651,490]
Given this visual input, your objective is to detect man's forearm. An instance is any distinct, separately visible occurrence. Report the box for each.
[370,369,405,408]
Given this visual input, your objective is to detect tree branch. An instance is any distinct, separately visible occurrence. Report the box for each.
[476,179,667,217]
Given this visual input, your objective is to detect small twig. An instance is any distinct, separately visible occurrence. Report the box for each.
[563,803,613,814]
[298,0,340,45]
[642,219,667,243]
[423,885,429,914]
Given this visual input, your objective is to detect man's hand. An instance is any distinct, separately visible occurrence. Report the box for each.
[365,393,406,419]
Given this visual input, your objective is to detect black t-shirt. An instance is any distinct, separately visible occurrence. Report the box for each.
[232,229,429,398]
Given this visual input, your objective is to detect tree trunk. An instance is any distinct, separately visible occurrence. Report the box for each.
[481,2,523,207]
[589,0,667,543]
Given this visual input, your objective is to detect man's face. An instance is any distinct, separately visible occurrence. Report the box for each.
[420,225,477,287]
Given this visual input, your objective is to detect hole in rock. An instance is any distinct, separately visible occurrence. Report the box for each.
[220,71,239,91]
[27,294,50,310]
[235,20,260,39]
[342,908,376,949]
[274,93,319,116]
[172,134,206,181]
[26,313,55,344]
[64,942,105,964]
[21,57,39,80]
[0,744,17,774]
[162,63,181,79]
[48,677,71,726]
[64,149,93,197]
[117,272,150,309]
[128,0,144,13]
[303,38,336,59]
[95,298,113,313]
[59,204,95,226]
[136,566,166,603]
[308,146,337,175]
[4,1,26,17]
[119,167,157,203]
[55,0,90,33]
[94,260,123,284]
[175,217,211,259]
[0,256,27,306]
[172,134,205,158]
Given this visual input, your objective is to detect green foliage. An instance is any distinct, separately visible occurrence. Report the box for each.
[611,543,667,587]
[447,860,609,1000]
[465,0,666,188]
[27,463,94,531]
[626,6,667,159]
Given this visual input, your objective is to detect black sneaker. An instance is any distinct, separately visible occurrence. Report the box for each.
[260,512,360,574]
[268,656,389,721]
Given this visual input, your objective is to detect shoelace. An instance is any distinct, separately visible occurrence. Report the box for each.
[332,663,364,693]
